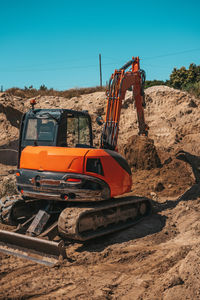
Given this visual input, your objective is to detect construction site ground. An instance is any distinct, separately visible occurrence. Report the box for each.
[0,86,200,299]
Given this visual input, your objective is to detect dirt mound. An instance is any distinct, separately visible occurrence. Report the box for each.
[0,85,200,154]
[0,93,24,150]
[120,135,161,170]
[144,86,200,155]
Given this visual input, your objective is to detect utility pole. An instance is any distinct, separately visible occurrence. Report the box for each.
[99,54,102,87]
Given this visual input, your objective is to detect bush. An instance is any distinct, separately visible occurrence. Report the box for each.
[39,84,48,91]
[145,80,167,88]
[6,86,105,99]
[169,63,200,92]
[183,82,200,98]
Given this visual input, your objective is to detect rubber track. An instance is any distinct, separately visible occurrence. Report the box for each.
[0,196,23,225]
[58,196,152,241]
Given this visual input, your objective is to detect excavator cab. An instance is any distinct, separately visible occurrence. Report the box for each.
[18,109,93,166]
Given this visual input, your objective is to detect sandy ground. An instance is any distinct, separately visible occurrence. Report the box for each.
[0,87,200,299]
[1,188,200,300]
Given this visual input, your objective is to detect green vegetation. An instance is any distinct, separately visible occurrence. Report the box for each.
[145,80,166,88]
[5,63,200,99]
[144,63,200,98]
[169,63,200,97]
[6,86,105,99]
[183,81,200,98]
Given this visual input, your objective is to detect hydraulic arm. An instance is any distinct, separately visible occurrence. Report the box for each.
[101,57,148,150]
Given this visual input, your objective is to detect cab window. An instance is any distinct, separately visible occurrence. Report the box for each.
[25,118,56,142]
[67,116,91,147]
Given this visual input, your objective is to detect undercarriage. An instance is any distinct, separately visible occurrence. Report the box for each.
[0,195,151,266]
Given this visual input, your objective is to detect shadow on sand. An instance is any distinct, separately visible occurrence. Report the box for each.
[0,140,18,166]
[153,184,200,214]
[0,103,22,129]
[75,198,166,253]
[0,149,18,166]
[75,183,200,254]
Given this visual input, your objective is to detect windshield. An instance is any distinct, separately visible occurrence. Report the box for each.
[57,115,91,147]
[67,116,91,146]
[25,118,57,142]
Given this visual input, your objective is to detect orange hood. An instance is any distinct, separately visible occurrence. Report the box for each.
[20,146,90,173]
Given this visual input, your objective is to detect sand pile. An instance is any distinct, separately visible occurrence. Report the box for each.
[120,135,161,170]
[0,93,24,149]
[0,85,199,154]
[145,86,200,154]
[117,86,200,155]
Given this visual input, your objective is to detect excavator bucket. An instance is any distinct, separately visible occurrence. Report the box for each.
[0,229,66,266]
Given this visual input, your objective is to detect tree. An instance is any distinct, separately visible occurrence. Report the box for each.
[169,64,200,89]
[39,84,47,91]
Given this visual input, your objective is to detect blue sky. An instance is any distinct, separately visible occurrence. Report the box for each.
[0,0,200,90]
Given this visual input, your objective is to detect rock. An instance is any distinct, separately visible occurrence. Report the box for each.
[188,99,197,108]
[155,182,165,192]
[163,157,172,165]
[150,191,158,200]
[1,175,17,197]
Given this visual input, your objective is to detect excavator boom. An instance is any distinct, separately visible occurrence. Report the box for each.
[101,57,148,150]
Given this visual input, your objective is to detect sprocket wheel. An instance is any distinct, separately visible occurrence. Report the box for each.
[0,196,21,225]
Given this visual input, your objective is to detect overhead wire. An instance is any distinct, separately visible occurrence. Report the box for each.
[0,47,199,73]
[0,62,117,73]
[142,47,200,60]
[1,47,200,90]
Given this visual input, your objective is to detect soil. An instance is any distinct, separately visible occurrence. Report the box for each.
[0,86,200,299]
[119,135,161,170]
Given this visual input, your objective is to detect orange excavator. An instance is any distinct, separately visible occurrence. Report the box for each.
[0,57,151,266]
